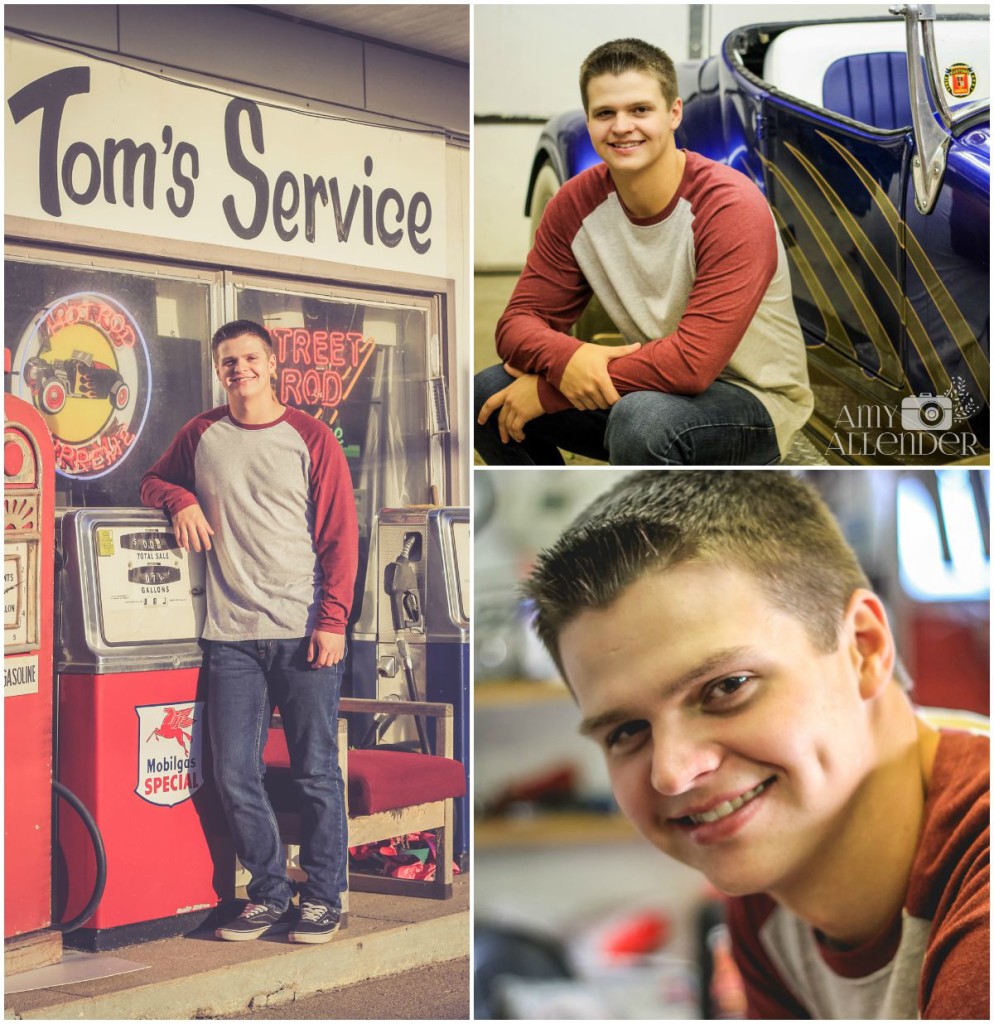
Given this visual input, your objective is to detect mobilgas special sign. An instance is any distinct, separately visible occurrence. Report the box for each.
[5,35,447,277]
[136,702,205,807]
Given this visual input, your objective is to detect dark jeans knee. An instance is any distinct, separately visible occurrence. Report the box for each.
[604,393,660,463]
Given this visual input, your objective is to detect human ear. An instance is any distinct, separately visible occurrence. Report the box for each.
[670,97,683,130]
[844,589,896,701]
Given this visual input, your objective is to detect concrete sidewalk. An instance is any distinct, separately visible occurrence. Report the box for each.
[5,877,469,1020]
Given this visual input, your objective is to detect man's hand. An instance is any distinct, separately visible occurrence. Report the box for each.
[171,503,214,552]
[477,370,545,443]
[559,342,641,410]
[308,629,346,669]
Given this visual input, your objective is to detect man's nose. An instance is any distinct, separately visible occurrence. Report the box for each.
[612,112,633,134]
[649,726,721,796]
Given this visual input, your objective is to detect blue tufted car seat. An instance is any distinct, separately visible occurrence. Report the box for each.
[822,52,914,130]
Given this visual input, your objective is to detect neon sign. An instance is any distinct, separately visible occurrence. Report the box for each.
[270,327,376,413]
[12,293,152,480]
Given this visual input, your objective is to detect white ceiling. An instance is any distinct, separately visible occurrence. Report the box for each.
[258,4,469,64]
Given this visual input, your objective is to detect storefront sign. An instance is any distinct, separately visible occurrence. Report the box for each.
[5,36,447,277]
[10,292,152,480]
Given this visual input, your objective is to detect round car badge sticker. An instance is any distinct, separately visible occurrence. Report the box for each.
[944,63,977,99]
[12,292,152,480]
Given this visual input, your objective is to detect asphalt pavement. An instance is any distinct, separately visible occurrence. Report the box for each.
[218,956,470,1020]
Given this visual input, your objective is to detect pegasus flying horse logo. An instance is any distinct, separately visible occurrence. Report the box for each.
[147,706,195,754]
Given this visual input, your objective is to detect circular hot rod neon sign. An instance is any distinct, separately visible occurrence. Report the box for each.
[13,293,152,480]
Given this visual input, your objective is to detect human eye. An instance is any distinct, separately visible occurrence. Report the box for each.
[701,675,753,709]
[603,719,649,754]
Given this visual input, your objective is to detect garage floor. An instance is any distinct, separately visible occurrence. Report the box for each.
[474,272,827,467]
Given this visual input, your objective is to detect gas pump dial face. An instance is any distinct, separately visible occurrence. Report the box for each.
[4,541,31,647]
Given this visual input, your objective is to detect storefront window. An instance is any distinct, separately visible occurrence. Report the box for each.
[233,282,434,544]
[4,254,213,508]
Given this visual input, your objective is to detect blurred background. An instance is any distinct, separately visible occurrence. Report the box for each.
[473,467,990,1019]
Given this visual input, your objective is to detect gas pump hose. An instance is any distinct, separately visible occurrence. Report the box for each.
[53,780,108,932]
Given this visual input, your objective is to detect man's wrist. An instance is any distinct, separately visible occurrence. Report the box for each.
[536,377,571,414]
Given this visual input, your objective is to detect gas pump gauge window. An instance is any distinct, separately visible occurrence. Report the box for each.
[4,539,36,649]
[92,522,207,645]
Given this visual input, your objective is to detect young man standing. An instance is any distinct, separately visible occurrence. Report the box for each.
[141,320,358,944]
[476,39,813,465]
[525,471,989,1018]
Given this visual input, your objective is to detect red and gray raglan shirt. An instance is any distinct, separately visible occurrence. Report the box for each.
[497,152,814,457]
[728,729,990,1019]
[140,405,358,642]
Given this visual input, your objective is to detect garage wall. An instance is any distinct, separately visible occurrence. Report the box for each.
[475,2,988,271]
[4,4,469,135]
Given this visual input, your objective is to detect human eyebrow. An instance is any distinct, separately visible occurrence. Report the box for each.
[577,645,760,737]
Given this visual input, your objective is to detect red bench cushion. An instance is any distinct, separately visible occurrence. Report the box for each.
[262,731,465,817]
[348,749,466,816]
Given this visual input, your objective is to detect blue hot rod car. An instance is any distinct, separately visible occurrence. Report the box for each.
[524,5,989,464]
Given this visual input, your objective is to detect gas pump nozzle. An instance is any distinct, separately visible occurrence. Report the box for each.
[385,534,424,634]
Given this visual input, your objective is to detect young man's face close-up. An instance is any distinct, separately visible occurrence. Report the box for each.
[585,69,683,179]
[560,560,889,901]
[214,333,277,404]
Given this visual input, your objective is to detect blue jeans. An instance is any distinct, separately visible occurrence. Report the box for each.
[206,638,347,910]
[474,364,780,466]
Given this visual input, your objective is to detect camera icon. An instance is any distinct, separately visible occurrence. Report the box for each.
[901,393,953,431]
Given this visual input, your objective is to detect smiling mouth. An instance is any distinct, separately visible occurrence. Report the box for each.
[609,141,643,150]
[673,778,775,826]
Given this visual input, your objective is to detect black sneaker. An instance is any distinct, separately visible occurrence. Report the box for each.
[215,901,290,941]
[289,900,341,944]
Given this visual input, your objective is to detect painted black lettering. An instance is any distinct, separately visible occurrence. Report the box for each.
[375,187,404,248]
[61,140,101,204]
[362,155,374,245]
[303,174,328,244]
[272,170,300,242]
[222,98,268,239]
[167,141,198,217]
[103,137,156,208]
[329,178,360,242]
[6,66,91,217]
[408,192,432,255]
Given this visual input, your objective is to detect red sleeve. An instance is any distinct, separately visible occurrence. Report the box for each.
[139,412,216,517]
[602,174,779,399]
[727,895,811,1020]
[298,416,359,635]
[915,734,990,1020]
[494,174,595,412]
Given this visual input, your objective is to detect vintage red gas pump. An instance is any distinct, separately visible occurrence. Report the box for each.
[4,393,60,973]
[56,508,234,950]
